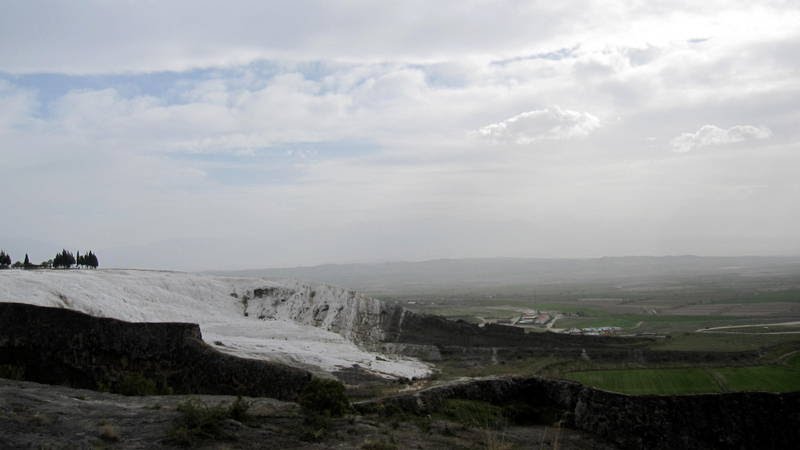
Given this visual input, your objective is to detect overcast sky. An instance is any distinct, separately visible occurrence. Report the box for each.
[1,1,799,270]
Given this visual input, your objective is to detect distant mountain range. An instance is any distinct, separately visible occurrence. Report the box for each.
[213,256,800,294]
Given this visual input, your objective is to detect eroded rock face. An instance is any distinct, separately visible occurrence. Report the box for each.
[237,283,393,345]
[356,376,800,450]
[0,303,311,400]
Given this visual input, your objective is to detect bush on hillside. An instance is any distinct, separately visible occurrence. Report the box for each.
[298,377,350,417]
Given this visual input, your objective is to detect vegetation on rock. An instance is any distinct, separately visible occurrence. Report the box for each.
[168,396,251,446]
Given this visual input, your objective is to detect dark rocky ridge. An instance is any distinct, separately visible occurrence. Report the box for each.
[356,376,800,450]
[0,302,311,400]
[378,307,759,364]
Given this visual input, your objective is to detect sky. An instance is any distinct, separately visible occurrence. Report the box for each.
[1,0,799,270]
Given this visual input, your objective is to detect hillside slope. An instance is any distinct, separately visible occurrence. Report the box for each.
[0,269,430,379]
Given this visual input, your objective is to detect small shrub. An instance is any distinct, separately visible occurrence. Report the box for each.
[30,412,53,426]
[361,439,398,450]
[228,396,251,422]
[483,428,514,450]
[99,424,120,442]
[97,372,173,396]
[167,397,250,446]
[0,364,25,380]
[439,399,507,429]
[298,378,350,417]
[116,372,159,396]
[298,412,331,442]
[501,401,561,425]
[296,378,349,442]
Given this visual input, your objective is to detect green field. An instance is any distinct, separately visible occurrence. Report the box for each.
[565,365,800,395]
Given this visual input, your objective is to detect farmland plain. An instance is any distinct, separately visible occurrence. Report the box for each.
[227,257,800,395]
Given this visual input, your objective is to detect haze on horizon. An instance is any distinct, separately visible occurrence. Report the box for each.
[1,1,799,271]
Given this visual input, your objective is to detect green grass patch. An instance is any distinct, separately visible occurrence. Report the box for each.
[565,368,721,395]
[713,366,800,392]
[565,364,800,395]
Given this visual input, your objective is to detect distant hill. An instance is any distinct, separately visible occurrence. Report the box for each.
[212,256,800,294]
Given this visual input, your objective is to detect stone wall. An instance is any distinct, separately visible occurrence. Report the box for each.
[0,302,311,400]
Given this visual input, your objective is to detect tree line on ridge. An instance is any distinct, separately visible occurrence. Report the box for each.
[0,249,99,269]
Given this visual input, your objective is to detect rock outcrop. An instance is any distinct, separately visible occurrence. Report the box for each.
[0,303,311,400]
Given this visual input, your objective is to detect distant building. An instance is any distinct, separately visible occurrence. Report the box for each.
[533,313,551,325]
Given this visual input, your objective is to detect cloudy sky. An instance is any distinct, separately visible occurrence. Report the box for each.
[1,1,799,270]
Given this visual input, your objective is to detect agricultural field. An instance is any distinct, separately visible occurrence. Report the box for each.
[258,257,800,395]
[390,269,800,342]
[380,264,800,395]
[652,331,800,352]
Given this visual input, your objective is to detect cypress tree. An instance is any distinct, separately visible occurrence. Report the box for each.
[88,251,99,268]
[0,250,10,268]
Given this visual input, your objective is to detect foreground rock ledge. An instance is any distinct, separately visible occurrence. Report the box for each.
[0,302,311,400]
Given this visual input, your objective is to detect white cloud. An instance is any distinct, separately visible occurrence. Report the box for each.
[475,107,600,144]
[670,124,773,152]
